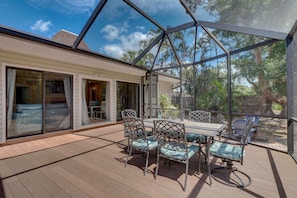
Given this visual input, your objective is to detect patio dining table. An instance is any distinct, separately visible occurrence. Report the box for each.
[143,118,226,186]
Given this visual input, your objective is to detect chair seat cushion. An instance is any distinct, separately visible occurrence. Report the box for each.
[160,142,199,161]
[132,136,158,150]
[186,133,207,143]
[209,141,244,161]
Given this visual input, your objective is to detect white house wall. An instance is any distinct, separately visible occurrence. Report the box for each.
[0,63,4,143]
[0,49,142,143]
[158,81,173,98]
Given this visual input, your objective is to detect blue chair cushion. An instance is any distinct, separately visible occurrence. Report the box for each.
[186,133,207,143]
[160,142,199,161]
[209,141,244,161]
[132,136,158,150]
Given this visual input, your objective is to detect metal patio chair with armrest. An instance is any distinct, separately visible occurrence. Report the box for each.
[231,118,254,143]
[245,115,259,141]
[121,109,155,136]
[153,120,200,192]
[186,110,211,162]
[123,116,158,176]
[209,119,253,187]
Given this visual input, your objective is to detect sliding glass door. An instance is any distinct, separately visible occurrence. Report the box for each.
[7,69,43,138]
[81,79,109,125]
[45,73,72,132]
[6,67,72,139]
[116,81,140,121]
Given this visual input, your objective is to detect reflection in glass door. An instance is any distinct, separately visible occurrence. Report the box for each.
[116,81,139,120]
[7,68,43,138]
[6,67,72,139]
[45,73,72,132]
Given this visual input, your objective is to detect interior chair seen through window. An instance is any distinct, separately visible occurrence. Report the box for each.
[94,101,106,119]
[153,120,200,192]
[123,116,158,176]
[209,119,253,187]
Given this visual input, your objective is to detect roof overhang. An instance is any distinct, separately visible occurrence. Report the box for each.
[0,32,146,76]
[0,26,180,83]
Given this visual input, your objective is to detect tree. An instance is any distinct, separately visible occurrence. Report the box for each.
[185,0,287,115]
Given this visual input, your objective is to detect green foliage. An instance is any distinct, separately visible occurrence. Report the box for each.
[120,0,287,116]
[272,103,282,111]
[158,94,173,119]
[158,94,171,110]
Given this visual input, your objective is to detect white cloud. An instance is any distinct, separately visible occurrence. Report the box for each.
[30,20,52,33]
[101,23,155,59]
[101,23,129,41]
[103,44,125,58]
[101,25,120,41]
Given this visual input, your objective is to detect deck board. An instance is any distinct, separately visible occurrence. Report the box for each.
[28,169,72,198]
[0,124,296,198]
[4,177,33,198]
[40,165,90,198]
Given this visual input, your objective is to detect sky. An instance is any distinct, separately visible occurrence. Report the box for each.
[0,0,295,62]
[0,0,195,60]
[0,0,97,38]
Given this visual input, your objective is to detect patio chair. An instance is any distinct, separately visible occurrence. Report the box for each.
[121,109,137,119]
[246,115,259,140]
[123,116,158,176]
[209,119,253,187]
[231,118,254,143]
[186,110,211,160]
[153,119,200,191]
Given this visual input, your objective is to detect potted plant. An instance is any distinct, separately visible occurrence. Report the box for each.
[158,94,171,118]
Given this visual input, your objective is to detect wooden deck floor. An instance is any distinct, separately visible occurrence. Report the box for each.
[0,124,296,198]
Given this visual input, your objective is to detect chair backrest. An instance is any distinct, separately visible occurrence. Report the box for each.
[246,115,259,124]
[123,116,146,140]
[240,119,254,145]
[153,119,186,147]
[233,119,248,135]
[89,100,99,106]
[189,110,211,123]
[121,109,137,119]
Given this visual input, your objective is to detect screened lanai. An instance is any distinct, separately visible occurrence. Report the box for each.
[1,0,297,162]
